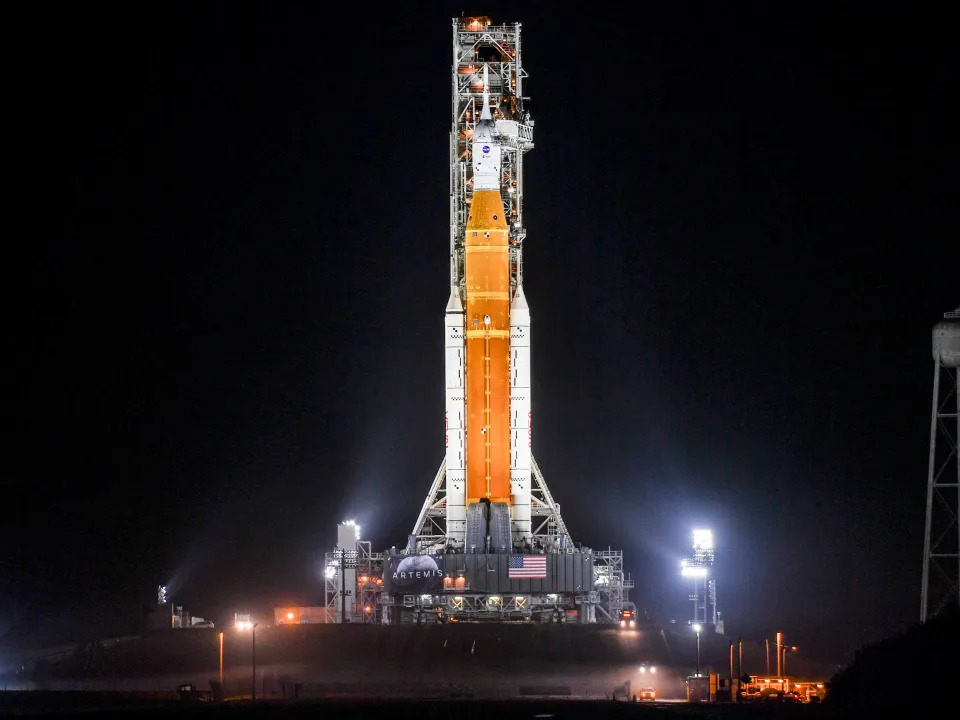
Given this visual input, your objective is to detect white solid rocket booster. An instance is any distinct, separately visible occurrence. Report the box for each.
[510,284,532,540]
[445,286,466,543]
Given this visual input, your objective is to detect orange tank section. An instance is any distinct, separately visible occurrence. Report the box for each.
[464,188,511,505]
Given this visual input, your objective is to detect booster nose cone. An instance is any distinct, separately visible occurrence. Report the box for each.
[510,284,530,322]
[446,285,463,313]
[510,284,529,311]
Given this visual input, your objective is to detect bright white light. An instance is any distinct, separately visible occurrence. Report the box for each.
[325,564,337,580]
[629,620,636,627]
[639,666,646,673]
[681,565,708,578]
[651,666,657,673]
[421,594,432,601]
[342,519,361,540]
[692,528,713,550]
[693,623,702,633]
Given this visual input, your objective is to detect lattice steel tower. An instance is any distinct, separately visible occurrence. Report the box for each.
[920,306,960,621]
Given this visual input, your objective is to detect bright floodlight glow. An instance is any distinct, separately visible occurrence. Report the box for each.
[692,528,713,550]
[325,560,338,580]
[681,565,708,578]
[693,623,702,632]
[286,612,294,620]
[651,666,657,673]
[639,666,646,673]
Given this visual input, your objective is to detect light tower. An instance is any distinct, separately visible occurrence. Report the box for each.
[920,306,960,622]
[682,528,717,628]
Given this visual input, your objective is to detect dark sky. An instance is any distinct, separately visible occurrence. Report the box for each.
[5,2,956,668]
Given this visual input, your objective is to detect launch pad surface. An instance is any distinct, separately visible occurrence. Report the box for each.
[6,624,695,701]
[0,695,838,720]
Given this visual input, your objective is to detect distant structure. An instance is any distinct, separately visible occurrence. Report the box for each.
[323,520,381,623]
[148,583,208,629]
[682,529,720,631]
[920,305,960,622]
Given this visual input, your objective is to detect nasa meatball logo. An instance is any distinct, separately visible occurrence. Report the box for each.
[391,554,443,592]
[482,145,490,154]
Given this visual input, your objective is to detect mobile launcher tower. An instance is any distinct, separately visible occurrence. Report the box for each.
[324,17,633,625]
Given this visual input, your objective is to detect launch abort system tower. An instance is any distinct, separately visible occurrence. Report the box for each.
[325,17,633,625]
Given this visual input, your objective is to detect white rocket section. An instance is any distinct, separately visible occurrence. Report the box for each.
[444,285,466,544]
[472,65,501,191]
[510,284,532,540]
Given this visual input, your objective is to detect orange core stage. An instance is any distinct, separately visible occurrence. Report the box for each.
[464,188,511,505]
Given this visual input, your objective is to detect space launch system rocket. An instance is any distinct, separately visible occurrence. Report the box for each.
[445,67,531,551]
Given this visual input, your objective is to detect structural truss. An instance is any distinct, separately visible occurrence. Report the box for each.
[412,455,573,553]
[920,306,960,621]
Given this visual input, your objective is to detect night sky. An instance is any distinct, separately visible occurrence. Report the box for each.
[5,2,956,668]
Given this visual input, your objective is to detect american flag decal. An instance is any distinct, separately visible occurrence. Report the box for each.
[508,554,547,578]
